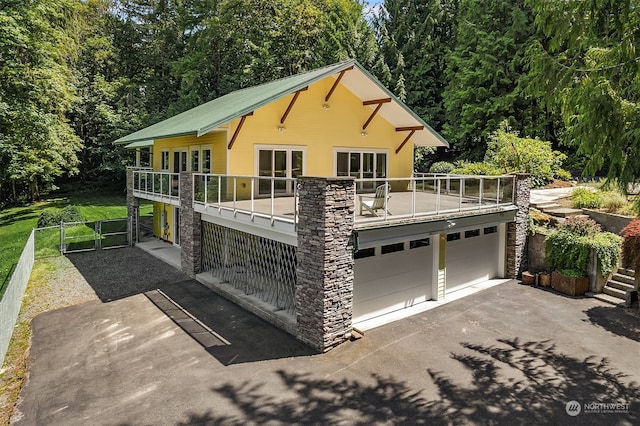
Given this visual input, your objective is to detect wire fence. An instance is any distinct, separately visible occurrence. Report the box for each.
[0,218,130,366]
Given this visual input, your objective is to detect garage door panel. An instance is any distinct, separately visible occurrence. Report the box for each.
[353,245,433,323]
[353,284,429,323]
[446,230,500,292]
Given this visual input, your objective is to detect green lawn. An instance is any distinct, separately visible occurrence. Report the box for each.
[0,193,152,297]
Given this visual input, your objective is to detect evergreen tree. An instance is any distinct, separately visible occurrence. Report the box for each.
[442,0,544,160]
[527,0,640,188]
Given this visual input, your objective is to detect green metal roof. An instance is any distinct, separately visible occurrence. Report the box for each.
[124,140,154,148]
[115,61,356,145]
[115,59,448,148]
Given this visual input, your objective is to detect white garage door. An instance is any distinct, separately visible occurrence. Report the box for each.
[445,226,501,293]
[353,237,433,324]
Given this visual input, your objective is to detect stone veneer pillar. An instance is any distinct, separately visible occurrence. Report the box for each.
[126,168,139,243]
[506,173,531,279]
[296,177,355,352]
[180,171,201,278]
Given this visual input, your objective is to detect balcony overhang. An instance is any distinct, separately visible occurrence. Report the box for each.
[133,190,180,206]
[354,206,517,250]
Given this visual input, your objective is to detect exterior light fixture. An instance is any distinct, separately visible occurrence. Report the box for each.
[447,220,456,228]
[322,103,330,110]
[361,131,368,137]
[278,125,286,132]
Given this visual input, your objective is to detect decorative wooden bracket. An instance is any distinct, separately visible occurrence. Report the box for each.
[362,98,391,130]
[324,66,353,102]
[280,87,308,124]
[227,112,253,149]
[394,126,424,154]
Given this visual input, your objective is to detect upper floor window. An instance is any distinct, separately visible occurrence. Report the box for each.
[255,145,305,195]
[336,149,387,191]
[202,148,211,173]
[161,150,170,171]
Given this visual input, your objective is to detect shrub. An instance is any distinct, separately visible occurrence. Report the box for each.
[621,219,640,270]
[59,205,84,223]
[36,205,85,227]
[558,216,601,237]
[450,161,502,176]
[484,122,567,187]
[428,161,455,174]
[37,209,61,227]
[554,169,572,181]
[600,191,628,213]
[571,187,602,209]
[546,225,622,276]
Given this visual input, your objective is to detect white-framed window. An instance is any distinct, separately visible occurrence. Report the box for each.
[335,148,387,191]
[160,150,170,171]
[190,147,200,172]
[254,145,306,195]
[173,149,188,173]
[202,147,212,173]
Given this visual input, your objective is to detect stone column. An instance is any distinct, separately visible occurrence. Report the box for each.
[126,168,139,243]
[506,173,531,279]
[180,171,201,278]
[296,177,355,352]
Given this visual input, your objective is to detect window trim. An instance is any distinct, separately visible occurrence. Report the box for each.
[333,148,388,180]
[160,150,170,171]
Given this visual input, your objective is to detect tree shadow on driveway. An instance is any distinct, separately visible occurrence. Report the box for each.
[177,338,640,425]
[583,305,640,342]
[66,247,314,364]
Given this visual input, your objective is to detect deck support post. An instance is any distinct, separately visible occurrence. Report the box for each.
[180,171,201,278]
[126,167,139,244]
[296,177,355,352]
[506,173,531,279]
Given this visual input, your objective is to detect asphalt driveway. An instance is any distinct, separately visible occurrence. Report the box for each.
[13,248,640,425]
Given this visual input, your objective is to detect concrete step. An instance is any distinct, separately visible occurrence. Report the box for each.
[611,273,635,286]
[533,201,560,209]
[602,286,627,300]
[617,268,636,277]
[607,280,635,292]
[544,208,585,218]
[588,292,624,306]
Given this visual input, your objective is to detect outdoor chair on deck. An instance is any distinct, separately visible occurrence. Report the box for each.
[359,184,391,217]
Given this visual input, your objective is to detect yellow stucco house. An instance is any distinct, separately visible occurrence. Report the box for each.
[116,60,529,352]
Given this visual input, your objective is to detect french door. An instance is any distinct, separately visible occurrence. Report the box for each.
[257,148,304,196]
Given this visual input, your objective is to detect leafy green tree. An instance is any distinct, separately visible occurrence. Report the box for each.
[527,0,640,189]
[0,0,82,203]
[443,0,546,160]
[484,123,568,187]
[67,0,146,188]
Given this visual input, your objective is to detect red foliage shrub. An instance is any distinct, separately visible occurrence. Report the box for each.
[620,219,640,270]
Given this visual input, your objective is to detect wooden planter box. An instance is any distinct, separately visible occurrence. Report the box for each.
[551,271,590,296]
[522,271,536,285]
[538,272,551,287]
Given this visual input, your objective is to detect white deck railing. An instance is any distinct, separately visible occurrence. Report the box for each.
[132,170,180,205]
[191,173,516,228]
[193,174,299,228]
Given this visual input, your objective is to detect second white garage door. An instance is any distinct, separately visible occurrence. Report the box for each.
[445,226,501,293]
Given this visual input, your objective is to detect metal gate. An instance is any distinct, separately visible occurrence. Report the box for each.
[61,218,131,254]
